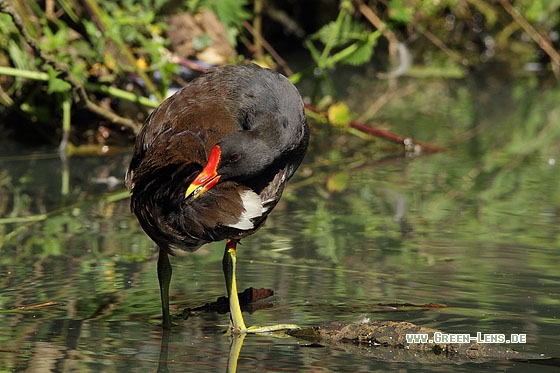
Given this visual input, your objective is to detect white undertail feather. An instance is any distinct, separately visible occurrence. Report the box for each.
[226,190,266,230]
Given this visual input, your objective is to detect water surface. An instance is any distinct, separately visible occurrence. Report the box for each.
[1,75,559,372]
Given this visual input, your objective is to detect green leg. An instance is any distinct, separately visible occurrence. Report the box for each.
[157,248,173,329]
[222,239,300,335]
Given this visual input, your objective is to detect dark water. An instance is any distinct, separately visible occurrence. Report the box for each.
[1,75,560,372]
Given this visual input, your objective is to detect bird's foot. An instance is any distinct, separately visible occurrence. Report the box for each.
[230,323,300,335]
[247,323,300,334]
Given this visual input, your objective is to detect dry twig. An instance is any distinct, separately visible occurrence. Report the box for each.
[497,0,560,78]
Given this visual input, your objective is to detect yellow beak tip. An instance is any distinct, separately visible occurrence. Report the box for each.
[185,185,202,199]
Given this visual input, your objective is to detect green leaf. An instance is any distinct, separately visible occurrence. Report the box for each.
[348,32,380,65]
[46,66,71,94]
[208,0,251,27]
[335,40,373,66]
[8,40,33,71]
[327,102,352,127]
[311,18,366,47]
[327,31,380,67]
[388,0,414,24]
[327,172,350,192]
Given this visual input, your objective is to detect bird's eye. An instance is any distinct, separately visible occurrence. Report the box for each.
[229,153,240,163]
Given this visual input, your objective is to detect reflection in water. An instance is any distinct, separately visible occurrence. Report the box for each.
[226,333,245,373]
[158,329,170,373]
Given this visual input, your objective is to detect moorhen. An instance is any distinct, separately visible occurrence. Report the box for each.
[125,64,309,333]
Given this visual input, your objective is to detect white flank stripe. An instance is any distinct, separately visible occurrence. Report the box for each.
[226,190,265,230]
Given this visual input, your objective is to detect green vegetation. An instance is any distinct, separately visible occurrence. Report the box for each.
[0,0,559,149]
